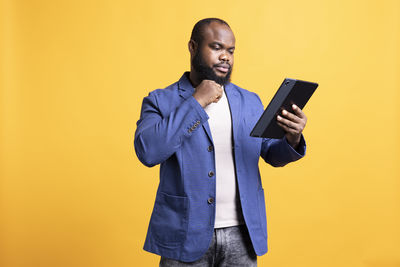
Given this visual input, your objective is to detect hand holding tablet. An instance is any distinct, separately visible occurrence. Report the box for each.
[250,78,318,139]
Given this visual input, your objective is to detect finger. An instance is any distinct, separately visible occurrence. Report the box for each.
[277,115,299,131]
[215,92,222,101]
[213,94,222,103]
[292,104,306,119]
[281,109,301,123]
[277,121,297,134]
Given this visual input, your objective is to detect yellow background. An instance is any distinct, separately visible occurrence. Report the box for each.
[1,0,399,266]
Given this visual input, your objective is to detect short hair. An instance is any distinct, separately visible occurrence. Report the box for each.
[190,18,230,45]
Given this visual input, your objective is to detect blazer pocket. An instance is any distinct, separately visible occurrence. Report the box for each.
[150,191,188,247]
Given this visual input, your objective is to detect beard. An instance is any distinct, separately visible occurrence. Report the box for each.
[191,50,233,86]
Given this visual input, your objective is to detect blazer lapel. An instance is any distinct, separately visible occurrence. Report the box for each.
[178,73,213,143]
[224,83,241,142]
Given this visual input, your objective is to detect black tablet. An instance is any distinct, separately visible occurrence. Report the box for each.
[250,78,318,139]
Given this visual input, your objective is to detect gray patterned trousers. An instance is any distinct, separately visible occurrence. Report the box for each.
[159,224,257,267]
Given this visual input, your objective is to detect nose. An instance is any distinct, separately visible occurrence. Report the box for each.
[219,51,230,62]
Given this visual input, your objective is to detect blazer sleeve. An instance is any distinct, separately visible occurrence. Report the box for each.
[251,91,307,167]
[260,135,306,167]
[134,92,209,167]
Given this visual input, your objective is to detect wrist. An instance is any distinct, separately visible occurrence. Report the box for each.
[286,135,300,149]
[193,94,207,108]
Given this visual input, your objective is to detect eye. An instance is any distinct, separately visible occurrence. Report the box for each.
[228,49,235,55]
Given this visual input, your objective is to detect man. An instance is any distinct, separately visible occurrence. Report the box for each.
[134,18,307,266]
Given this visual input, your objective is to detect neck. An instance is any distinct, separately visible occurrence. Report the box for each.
[189,68,201,88]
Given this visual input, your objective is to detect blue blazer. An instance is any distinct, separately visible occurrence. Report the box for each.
[134,72,306,262]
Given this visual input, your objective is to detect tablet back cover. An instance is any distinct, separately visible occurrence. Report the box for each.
[250,78,318,139]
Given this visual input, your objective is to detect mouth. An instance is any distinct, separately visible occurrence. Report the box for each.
[214,64,230,74]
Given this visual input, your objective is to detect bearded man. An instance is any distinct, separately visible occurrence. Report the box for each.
[134,18,308,266]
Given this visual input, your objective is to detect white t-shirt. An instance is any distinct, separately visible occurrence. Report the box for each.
[204,88,244,228]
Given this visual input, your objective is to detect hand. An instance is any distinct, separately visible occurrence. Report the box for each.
[276,104,307,149]
[192,80,223,108]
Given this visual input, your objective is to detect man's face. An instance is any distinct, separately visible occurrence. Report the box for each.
[191,22,236,85]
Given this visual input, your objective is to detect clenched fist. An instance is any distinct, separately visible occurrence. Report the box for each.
[192,80,223,108]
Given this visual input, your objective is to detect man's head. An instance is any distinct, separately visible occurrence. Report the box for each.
[188,18,235,86]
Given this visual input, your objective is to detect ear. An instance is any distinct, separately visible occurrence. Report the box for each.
[188,40,197,55]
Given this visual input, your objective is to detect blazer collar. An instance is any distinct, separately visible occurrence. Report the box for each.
[178,72,195,99]
[224,83,241,142]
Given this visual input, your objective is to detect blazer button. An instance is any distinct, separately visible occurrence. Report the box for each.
[207,145,213,152]
[208,171,214,177]
[207,197,214,204]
